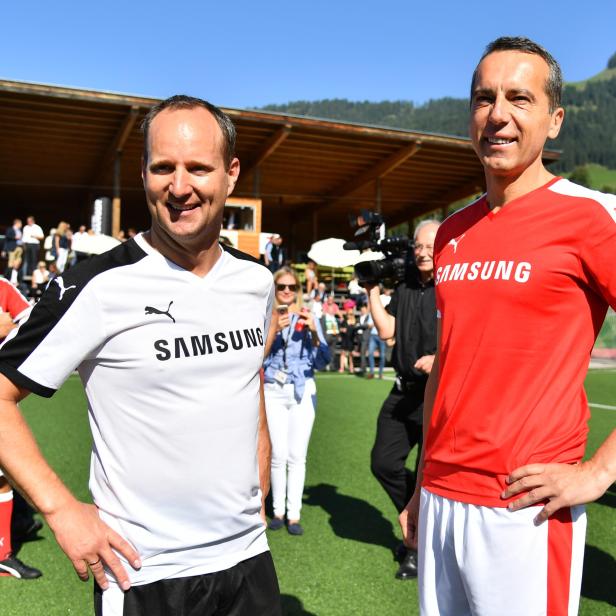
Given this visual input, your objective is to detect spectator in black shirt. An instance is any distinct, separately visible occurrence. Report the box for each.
[366,219,439,580]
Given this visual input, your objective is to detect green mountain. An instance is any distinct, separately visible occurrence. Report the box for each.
[260,53,616,173]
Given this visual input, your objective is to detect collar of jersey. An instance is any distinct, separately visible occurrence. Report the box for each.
[133,232,226,284]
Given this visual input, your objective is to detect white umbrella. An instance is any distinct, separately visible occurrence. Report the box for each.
[308,238,359,295]
[307,238,358,268]
[352,249,385,265]
[78,233,121,255]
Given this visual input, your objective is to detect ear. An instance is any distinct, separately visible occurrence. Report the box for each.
[141,156,147,187]
[226,157,241,197]
[547,106,565,140]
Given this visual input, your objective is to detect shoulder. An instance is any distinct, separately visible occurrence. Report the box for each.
[547,179,616,222]
[37,239,149,317]
[220,244,273,290]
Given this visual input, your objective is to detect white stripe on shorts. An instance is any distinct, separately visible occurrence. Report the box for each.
[418,488,586,616]
[99,584,124,616]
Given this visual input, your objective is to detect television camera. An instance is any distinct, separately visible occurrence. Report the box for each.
[343,210,413,286]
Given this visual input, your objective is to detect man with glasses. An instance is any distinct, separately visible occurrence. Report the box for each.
[365,219,439,579]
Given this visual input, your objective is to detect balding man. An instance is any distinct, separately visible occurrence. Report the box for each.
[366,219,439,580]
[0,96,280,615]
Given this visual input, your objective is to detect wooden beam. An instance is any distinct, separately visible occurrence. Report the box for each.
[91,106,141,186]
[387,176,485,226]
[332,142,421,201]
[293,142,421,220]
[242,124,292,178]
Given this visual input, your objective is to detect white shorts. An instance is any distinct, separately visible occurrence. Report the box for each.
[418,488,586,616]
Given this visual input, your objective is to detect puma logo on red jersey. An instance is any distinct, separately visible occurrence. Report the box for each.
[448,234,465,253]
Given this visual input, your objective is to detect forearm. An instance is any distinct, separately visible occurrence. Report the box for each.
[586,428,616,495]
[0,395,77,517]
[257,378,271,502]
[415,360,439,489]
[366,286,395,339]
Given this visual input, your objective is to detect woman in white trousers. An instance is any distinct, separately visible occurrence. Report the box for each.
[263,267,330,535]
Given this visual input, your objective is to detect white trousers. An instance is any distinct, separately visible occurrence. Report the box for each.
[419,489,586,616]
[264,379,316,521]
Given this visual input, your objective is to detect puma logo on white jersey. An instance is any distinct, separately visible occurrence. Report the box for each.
[55,277,77,301]
[448,234,465,253]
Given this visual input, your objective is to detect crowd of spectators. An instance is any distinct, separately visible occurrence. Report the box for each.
[301,275,392,377]
[1,217,140,305]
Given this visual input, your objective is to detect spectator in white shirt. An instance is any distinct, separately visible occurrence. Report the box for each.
[21,216,45,277]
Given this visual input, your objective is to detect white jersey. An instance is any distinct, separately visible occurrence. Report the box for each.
[0,233,275,586]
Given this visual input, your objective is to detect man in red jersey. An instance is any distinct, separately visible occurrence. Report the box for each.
[0,279,42,579]
[400,37,616,615]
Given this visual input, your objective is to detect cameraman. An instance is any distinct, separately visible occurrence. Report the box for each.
[366,219,439,580]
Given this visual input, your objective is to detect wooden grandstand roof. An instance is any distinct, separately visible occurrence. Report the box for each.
[0,79,560,253]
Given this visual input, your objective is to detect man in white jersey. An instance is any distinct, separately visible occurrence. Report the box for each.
[399,38,616,615]
[0,96,281,615]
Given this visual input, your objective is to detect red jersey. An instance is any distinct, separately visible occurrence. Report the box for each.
[423,178,616,507]
[0,278,30,322]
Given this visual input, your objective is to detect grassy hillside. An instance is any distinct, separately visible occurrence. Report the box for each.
[570,67,616,89]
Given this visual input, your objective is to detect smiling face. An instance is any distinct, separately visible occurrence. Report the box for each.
[275,273,299,307]
[414,223,438,281]
[142,106,239,256]
[470,50,564,183]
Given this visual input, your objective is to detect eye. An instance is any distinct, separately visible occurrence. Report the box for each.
[188,164,214,175]
[150,163,173,174]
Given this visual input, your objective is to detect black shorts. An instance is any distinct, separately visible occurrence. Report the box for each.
[94,551,281,616]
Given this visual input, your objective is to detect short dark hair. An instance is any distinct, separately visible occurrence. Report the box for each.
[471,37,563,112]
[141,95,237,170]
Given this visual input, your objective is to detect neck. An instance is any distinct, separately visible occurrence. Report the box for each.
[145,229,222,277]
[419,269,433,284]
[485,161,555,212]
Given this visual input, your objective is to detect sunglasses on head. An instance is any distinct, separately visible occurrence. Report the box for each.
[276,283,298,292]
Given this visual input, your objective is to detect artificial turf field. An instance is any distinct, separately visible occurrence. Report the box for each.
[1,370,615,615]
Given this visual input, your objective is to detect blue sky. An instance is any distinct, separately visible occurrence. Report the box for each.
[3,1,615,110]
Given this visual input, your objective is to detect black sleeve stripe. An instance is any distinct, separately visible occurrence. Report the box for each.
[0,238,148,396]
[221,243,269,269]
[0,364,55,398]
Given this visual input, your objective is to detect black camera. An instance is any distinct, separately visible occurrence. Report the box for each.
[343,210,413,285]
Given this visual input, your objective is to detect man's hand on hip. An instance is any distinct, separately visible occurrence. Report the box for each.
[46,500,141,591]
[502,459,611,523]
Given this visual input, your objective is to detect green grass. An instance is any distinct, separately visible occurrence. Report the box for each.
[2,372,615,615]
[585,164,616,191]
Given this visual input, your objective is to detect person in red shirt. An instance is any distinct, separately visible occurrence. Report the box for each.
[400,37,616,615]
[0,278,41,579]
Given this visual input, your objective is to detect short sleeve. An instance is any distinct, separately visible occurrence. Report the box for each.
[0,278,107,397]
[580,194,616,309]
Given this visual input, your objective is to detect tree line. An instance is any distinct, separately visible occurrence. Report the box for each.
[260,59,616,178]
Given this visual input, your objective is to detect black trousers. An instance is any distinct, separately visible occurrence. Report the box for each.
[95,551,281,616]
[370,385,423,513]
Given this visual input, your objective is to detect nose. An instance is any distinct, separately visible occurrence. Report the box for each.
[169,168,192,199]
[488,93,510,125]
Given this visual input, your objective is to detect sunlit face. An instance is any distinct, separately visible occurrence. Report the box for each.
[275,274,298,306]
[142,107,239,251]
[414,224,438,278]
[469,51,564,180]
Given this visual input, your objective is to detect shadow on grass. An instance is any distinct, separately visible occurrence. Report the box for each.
[281,594,318,615]
[595,483,616,509]
[582,544,616,607]
[303,483,399,553]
